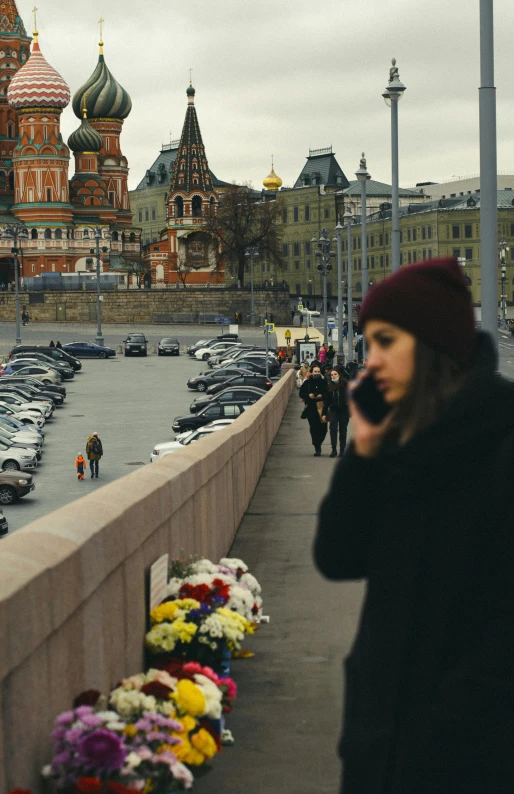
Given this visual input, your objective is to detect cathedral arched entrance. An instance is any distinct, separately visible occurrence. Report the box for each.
[0,257,14,288]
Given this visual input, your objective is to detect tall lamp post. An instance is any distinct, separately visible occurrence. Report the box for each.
[245,246,258,324]
[87,226,111,346]
[312,228,336,345]
[334,216,344,364]
[343,207,354,364]
[355,152,371,359]
[2,223,28,345]
[383,59,406,273]
[499,235,508,326]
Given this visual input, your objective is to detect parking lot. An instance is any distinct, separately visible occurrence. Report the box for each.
[0,322,270,534]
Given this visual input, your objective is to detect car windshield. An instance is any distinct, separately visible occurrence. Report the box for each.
[128,335,145,342]
[161,338,178,344]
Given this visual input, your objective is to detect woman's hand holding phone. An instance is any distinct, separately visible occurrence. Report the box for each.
[348,372,394,458]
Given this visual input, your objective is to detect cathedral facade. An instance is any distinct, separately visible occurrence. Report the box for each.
[0,2,140,287]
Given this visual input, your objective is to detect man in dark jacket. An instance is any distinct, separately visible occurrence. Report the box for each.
[299,363,327,456]
[86,431,103,478]
[323,369,349,457]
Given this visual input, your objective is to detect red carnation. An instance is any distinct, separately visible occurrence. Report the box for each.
[252,603,259,615]
[105,784,137,794]
[73,689,102,708]
[141,681,173,700]
[9,789,33,794]
[74,779,102,794]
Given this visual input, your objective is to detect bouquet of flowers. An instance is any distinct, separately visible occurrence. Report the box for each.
[43,704,194,792]
[146,598,254,671]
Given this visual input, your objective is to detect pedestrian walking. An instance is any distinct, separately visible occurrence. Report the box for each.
[326,344,335,367]
[285,328,292,345]
[21,309,29,326]
[75,453,86,480]
[86,431,103,479]
[315,257,514,794]
[323,368,349,457]
[299,363,327,456]
[318,344,327,366]
[56,340,62,349]
[49,340,55,347]
[286,344,293,363]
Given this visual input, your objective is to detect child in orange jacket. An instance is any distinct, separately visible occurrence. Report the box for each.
[75,453,86,480]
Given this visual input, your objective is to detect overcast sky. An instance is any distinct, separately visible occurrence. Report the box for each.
[17,0,514,192]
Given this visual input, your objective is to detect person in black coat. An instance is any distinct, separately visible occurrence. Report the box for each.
[299,362,327,456]
[314,257,514,794]
[323,368,349,457]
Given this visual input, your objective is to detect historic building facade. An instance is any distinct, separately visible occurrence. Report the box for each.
[0,3,140,287]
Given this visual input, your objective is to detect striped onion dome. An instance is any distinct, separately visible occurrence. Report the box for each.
[72,50,131,121]
[68,114,103,153]
[7,40,70,109]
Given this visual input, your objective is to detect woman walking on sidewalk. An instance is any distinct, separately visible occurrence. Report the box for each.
[315,257,514,794]
[323,368,349,457]
[299,363,327,456]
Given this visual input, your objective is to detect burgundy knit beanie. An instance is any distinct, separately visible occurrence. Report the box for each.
[359,257,477,367]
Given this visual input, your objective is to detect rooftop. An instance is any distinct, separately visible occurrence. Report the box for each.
[343,179,425,198]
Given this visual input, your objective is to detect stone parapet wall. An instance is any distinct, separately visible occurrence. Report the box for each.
[0,370,295,793]
[0,289,290,324]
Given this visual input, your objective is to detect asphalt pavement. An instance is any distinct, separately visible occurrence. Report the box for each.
[0,322,272,534]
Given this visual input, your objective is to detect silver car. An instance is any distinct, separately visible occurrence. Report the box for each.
[6,364,62,385]
[0,440,37,471]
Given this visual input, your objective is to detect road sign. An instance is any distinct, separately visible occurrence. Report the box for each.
[297,303,304,311]
[265,323,275,333]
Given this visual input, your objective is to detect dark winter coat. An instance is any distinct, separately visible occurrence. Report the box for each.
[314,333,514,794]
[324,377,349,417]
[299,374,327,418]
[86,436,103,461]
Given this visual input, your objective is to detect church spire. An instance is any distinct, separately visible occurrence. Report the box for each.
[170,81,212,194]
[0,0,28,35]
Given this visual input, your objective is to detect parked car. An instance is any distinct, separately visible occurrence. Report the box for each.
[0,424,43,452]
[0,508,7,536]
[172,402,249,434]
[10,352,74,379]
[62,341,116,359]
[187,334,239,357]
[0,429,42,461]
[0,440,37,471]
[124,333,148,357]
[1,363,62,385]
[158,338,180,356]
[0,470,35,504]
[9,345,82,371]
[186,367,252,392]
[0,414,44,440]
[190,386,266,414]
[0,385,54,414]
[0,393,52,419]
[194,341,242,361]
[206,373,273,395]
[0,402,45,428]
[1,380,62,406]
[206,345,263,367]
[218,357,280,377]
[150,422,234,462]
[1,375,66,398]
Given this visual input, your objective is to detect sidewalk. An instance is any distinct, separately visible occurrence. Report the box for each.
[195,389,364,793]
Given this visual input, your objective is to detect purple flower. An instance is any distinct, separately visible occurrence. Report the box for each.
[53,750,72,766]
[134,717,153,732]
[56,710,75,725]
[64,727,85,744]
[78,729,126,772]
[51,727,67,740]
[75,705,94,720]
[80,714,103,728]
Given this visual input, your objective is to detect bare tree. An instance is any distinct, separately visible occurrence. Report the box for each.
[203,184,283,284]
[172,254,194,288]
[109,255,151,289]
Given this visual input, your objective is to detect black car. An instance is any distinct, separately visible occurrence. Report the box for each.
[187,367,252,392]
[10,354,74,379]
[172,402,249,433]
[0,376,66,398]
[190,386,266,414]
[9,345,82,371]
[124,333,148,357]
[236,356,281,377]
[158,337,180,356]
[206,373,273,395]
[0,386,54,410]
[0,380,63,406]
[62,342,116,359]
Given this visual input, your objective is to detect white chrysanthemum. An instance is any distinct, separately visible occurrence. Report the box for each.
[191,558,218,574]
[109,689,157,719]
[193,673,223,719]
[240,571,262,597]
[227,584,257,621]
[219,557,249,573]
[165,577,183,598]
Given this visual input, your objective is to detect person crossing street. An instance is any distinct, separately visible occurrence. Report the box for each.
[86,431,103,479]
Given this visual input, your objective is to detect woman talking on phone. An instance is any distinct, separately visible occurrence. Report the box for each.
[314,257,514,793]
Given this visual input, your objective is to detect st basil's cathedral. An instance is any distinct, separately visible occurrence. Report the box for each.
[0,1,141,286]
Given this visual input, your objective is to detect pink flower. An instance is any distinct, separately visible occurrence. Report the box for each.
[218,677,237,700]
[56,710,75,726]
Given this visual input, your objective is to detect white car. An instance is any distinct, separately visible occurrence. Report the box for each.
[0,402,45,427]
[0,426,43,453]
[194,342,242,361]
[0,395,52,418]
[151,421,234,462]
[0,440,37,471]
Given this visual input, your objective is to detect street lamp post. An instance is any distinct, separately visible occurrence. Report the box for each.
[312,228,336,345]
[355,152,371,359]
[87,226,111,346]
[245,246,258,324]
[499,235,509,327]
[344,207,354,364]
[2,223,29,345]
[383,59,406,273]
[334,217,344,364]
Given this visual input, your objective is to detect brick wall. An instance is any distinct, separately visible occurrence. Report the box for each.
[0,289,290,324]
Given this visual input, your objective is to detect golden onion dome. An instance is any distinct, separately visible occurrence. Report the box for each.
[263,156,282,191]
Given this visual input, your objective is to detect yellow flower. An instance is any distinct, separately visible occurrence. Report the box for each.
[172,735,205,765]
[175,598,201,610]
[174,620,198,643]
[150,602,180,624]
[174,678,206,717]
[191,728,217,759]
[176,714,196,733]
[123,724,137,738]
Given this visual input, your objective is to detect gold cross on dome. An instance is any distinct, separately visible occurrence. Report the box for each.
[98,17,104,42]
[189,67,193,85]
[32,6,38,29]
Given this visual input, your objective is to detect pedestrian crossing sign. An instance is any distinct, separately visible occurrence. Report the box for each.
[266,323,275,333]
[298,304,304,311]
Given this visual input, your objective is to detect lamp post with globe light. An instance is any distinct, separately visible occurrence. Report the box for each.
[245,246,258,324]
[333,217,344,363]
[383,59,406,273]
[344,207,355,363]
[499,235,509,326]
[86,226,112,346]
[312,228,336,345]
[2,222,29,345]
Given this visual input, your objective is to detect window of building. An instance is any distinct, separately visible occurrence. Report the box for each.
[379,234,383,246]
[413,251,417,262]
[465,248,473,260]
[428,226,432,239]
[452,225,460,239]
[293,242,300,256]
[44,228,52,239]
[293,207,299,222]
[152,209,156,220]
[386,254,389,267]
[358,237,361,248]
[385,232,389,245]
[305,241,311,255]
[106,138,110,151]
[129,232,136,243]
[296,283,301,294]
[380,255,384,267]
[324,208,330,219]
[510,223,514,237]
[428,249,432,258]
[453,248,461,257]
[295,261,300,270]
[327,282,332,296]
[55,229,62,240]
[305,205,310,221]
[464,224,472,238]
[422,227,426,240]
[353,238,356,250]
[400,253,403,265]
[145,210,149,221]
[282,242,289,257]
[138,210,142,222]
[46,188,51,202]
[283,262,288,270]
[400,231,403,243]
[371,256,375,268]
[407,229,411,241]
[412,229,417,242]
[282,209,288,223]
[109,191,115,205]
[307,282,313,295]
[408,251,412,264]
[306,259,311,269]
[370,234,375,247]
[422,249,426,260]
[31,264,35,272]
[31,228,37,240]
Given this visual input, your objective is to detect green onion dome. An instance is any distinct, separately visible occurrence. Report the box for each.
[68,115,104,153]
[72,49,132,121]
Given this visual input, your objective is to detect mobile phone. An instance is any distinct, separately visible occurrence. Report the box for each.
[350,374,391,425]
